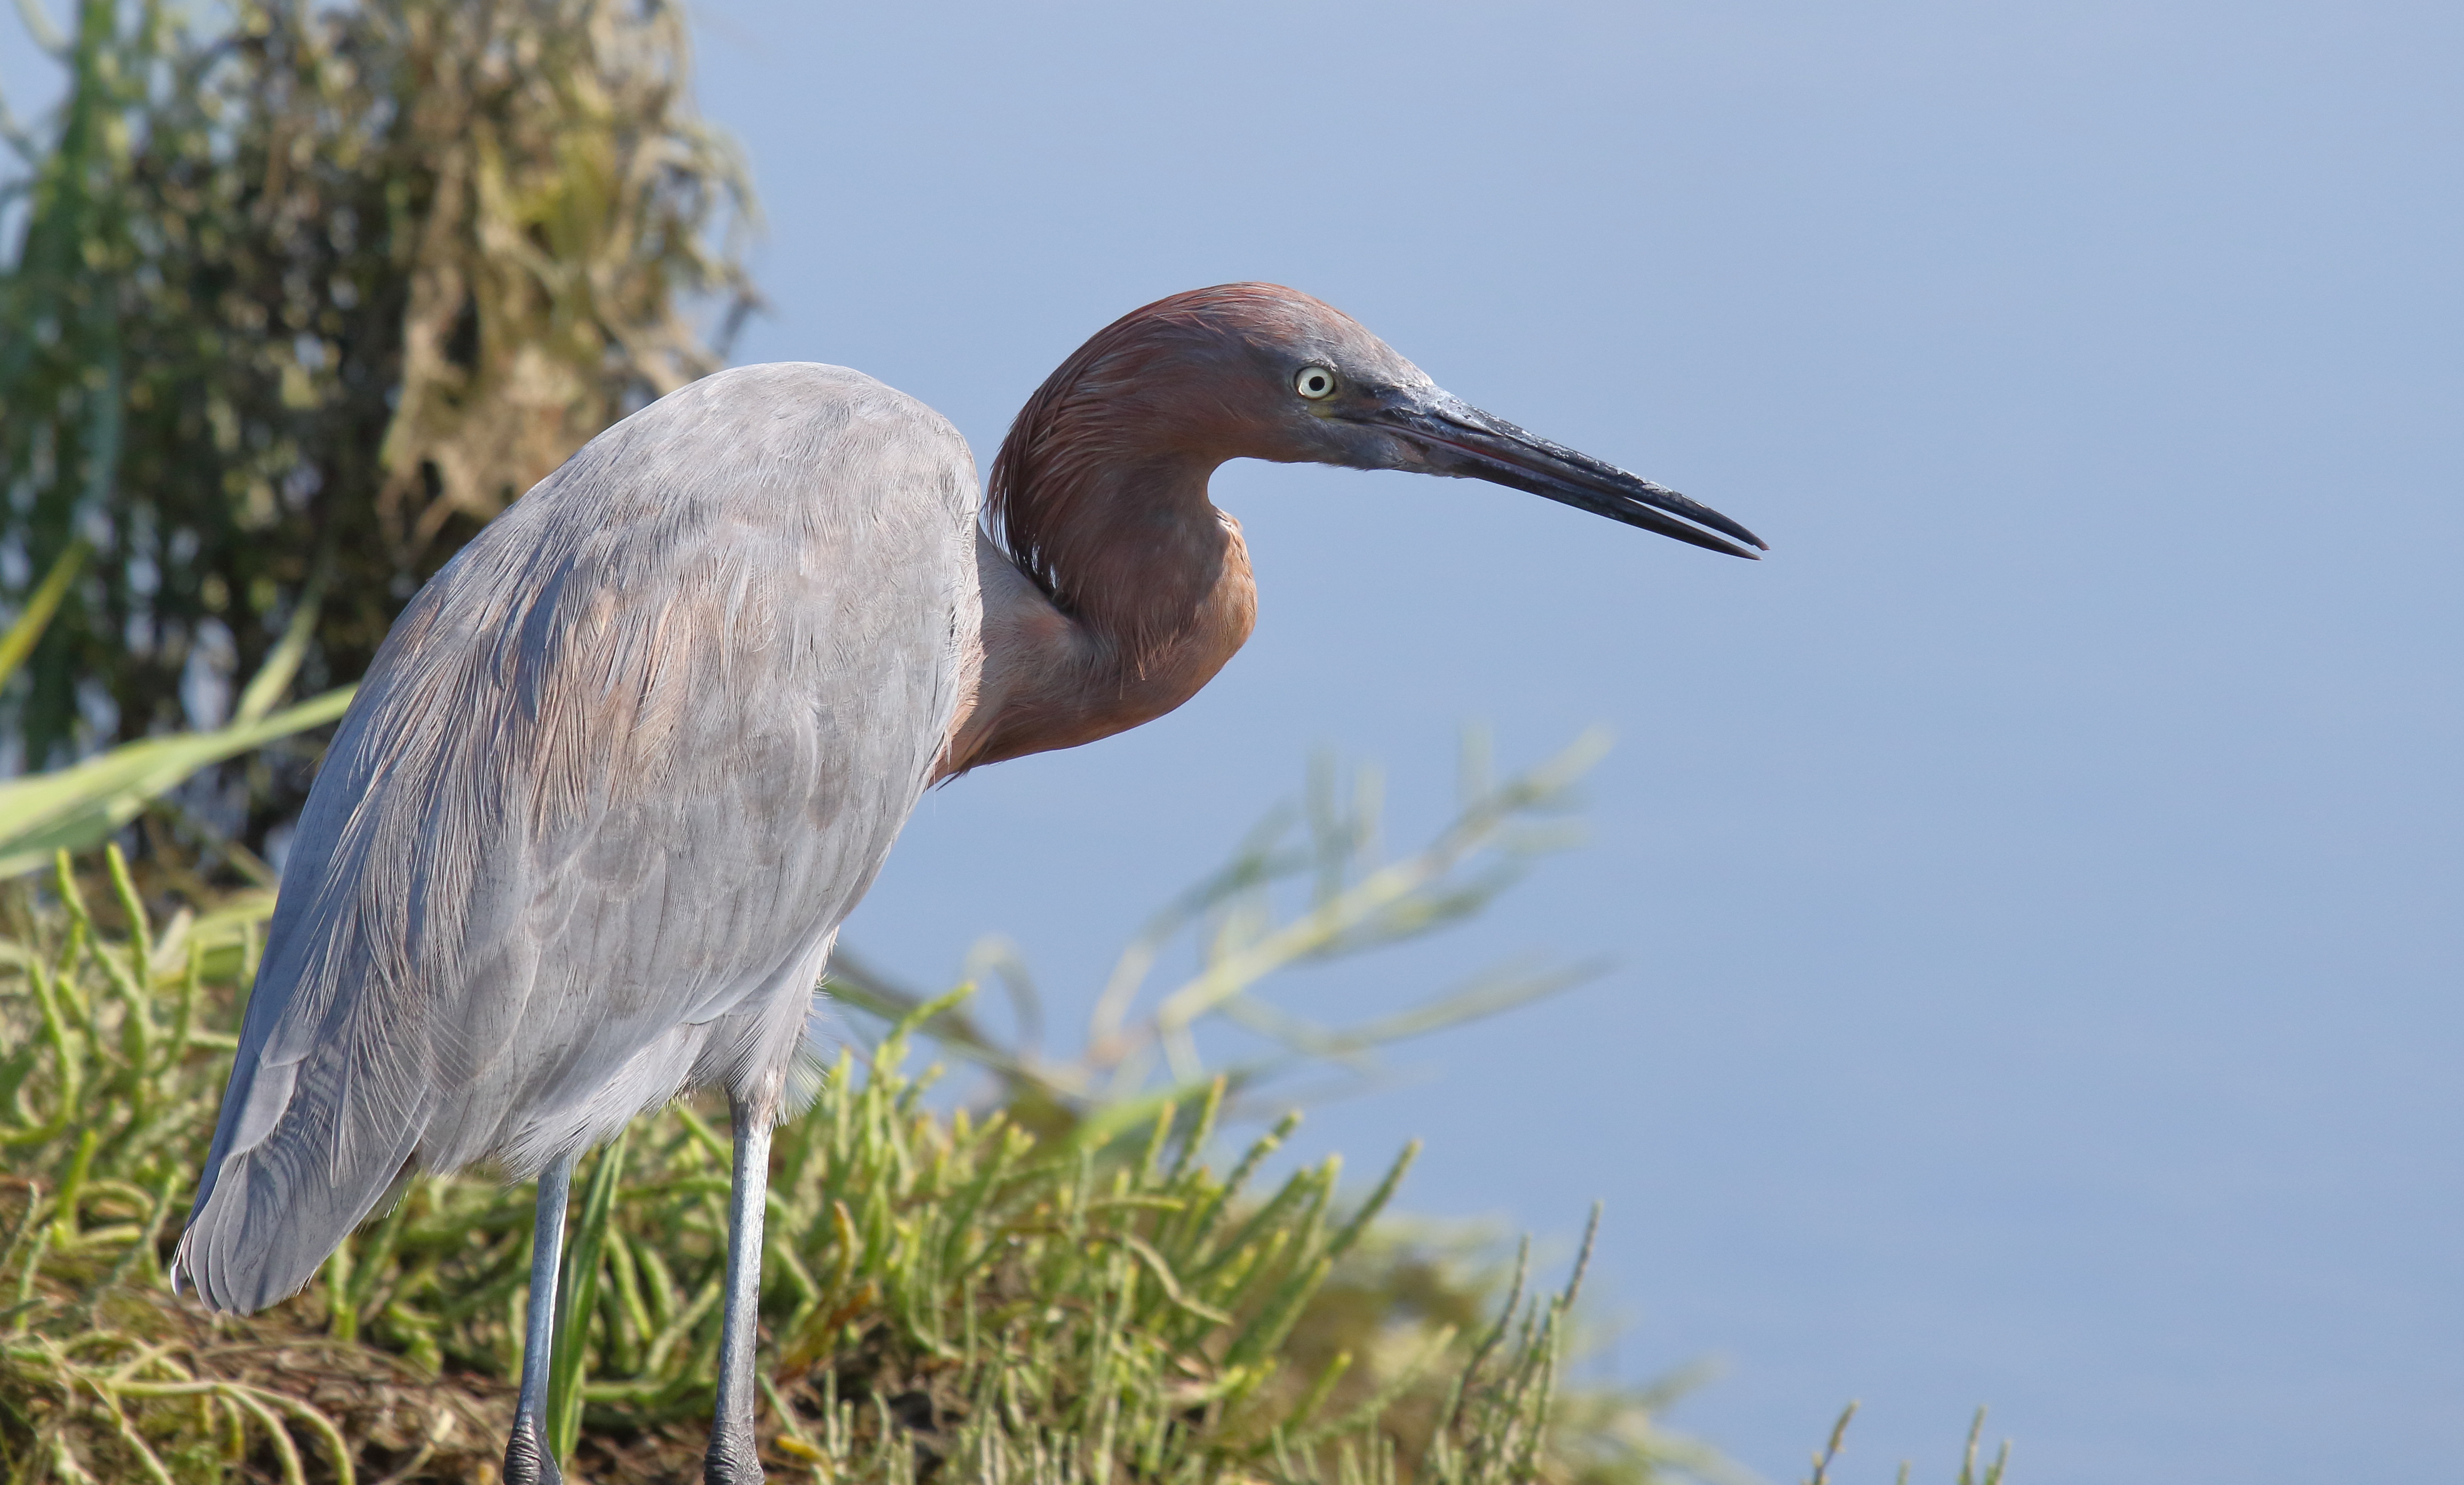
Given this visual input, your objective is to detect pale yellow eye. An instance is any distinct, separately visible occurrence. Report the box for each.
[1293,365,1338,400]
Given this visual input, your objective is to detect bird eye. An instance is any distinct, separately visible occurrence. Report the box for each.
[1293,365,1338,400]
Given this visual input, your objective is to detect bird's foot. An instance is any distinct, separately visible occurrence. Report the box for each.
[504,1416,565,1485]
[703,1421,765,1484]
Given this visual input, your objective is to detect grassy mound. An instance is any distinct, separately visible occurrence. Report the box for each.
[0,851,1705,1484]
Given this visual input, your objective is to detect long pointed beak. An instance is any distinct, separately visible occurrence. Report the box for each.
[1371,394,1766,558]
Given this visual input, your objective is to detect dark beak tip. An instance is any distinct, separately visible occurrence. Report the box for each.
[1383,397,1770,560]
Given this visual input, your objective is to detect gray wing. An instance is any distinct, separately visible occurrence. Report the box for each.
[175,364,981,1313]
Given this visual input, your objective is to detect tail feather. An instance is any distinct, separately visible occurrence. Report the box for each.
[173,1051,432,1314]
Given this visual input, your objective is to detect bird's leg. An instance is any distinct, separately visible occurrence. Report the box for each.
[704,1073,782,1485]
[505,1151,576,1485]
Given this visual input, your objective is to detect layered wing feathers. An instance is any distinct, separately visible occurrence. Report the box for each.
[176,365,980,1312]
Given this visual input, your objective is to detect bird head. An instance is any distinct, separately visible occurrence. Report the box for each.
[999,282,1765,560]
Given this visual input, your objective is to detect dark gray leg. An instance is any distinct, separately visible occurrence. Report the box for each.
[505,1152,576,1485]
[704,1076,781,1484]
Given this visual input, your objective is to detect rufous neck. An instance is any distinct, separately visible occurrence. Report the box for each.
[1045,455,1232,657]
[946,446,1257,775]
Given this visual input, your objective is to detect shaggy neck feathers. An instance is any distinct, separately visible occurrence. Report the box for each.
[943,295,1266,775]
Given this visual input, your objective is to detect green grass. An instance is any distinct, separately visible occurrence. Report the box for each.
[0,762,1725,1483]
[0,736,2010,1484]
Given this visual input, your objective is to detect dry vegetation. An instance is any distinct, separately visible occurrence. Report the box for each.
[0,0,749,825]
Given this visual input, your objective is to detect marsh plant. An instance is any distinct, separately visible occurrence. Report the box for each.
[0,738,1783,1484]
[0,0,752,822]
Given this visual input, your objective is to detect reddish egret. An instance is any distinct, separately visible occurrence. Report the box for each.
[174,283,1762,1483]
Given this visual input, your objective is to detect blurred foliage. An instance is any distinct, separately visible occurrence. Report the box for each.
[0,0,754,839]
[1801,1405,2008,1485]
[827,729,1614,1136]
[0,541,354,881]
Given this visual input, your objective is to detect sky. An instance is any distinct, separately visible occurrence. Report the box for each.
[10,2,2464,1480]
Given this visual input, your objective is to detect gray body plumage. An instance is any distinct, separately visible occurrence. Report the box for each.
[176,364,981,1313]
